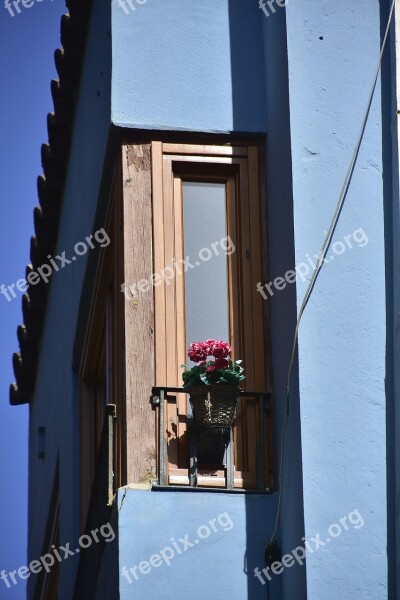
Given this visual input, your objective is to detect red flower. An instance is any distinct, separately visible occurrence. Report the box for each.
[188,341,209,363]
[206,365,216,373]
[209,340,231,359]
[214,358,229,369]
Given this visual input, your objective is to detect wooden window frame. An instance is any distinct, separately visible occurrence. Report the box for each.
[35,461,60,599]
[151,142,273,490]
[79,172,125,532]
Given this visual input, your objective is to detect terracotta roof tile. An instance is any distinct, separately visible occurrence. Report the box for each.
[10,0,93,405]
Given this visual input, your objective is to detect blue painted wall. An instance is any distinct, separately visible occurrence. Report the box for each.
[381,1,398,595]
[116,489,278,600]
[285,0,388,597]
[26,0,396,598]
[27,0,111,598]
[261,5,307,599]
[111,0,266,133]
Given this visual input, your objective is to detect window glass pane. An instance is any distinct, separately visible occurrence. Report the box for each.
[182,182,230,359]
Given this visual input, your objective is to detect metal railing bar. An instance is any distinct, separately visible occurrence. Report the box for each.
[152,386,271,400]
[257,395,266,492]
[151,386,272,492]
[226,426,234,489]
[159,389,168,487]
[106,404,116,506]
[152,485,274,495]
[188,416,198,487]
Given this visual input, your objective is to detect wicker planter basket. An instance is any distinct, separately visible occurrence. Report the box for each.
[188,384,240,433]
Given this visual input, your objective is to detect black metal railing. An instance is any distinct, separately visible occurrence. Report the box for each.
[151,387,272,492]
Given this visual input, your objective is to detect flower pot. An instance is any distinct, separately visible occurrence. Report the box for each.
[188,384,240,433]
[196,428,227,465]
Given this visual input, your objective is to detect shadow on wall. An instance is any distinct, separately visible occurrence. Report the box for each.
[379,0,398,597]
[228,1,306,599]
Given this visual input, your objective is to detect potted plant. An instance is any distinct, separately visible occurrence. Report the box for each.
[182,339,245,434]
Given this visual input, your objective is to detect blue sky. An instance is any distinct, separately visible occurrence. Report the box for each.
[0,1,66,597]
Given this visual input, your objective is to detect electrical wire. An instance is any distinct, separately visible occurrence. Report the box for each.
[269,0,396,545]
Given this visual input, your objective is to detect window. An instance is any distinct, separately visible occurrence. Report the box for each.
[77,143,273,496]
[35,462,59,599]
[79,178,124,531]
[151,143,273,489]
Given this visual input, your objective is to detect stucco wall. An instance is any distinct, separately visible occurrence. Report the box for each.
[27,0,112,597]
[261,5,307,600]
[389,2,400,595]
[285,0,388,597]
[27,0,395,598]
[111,0,267,133]
[116,489,278,600]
